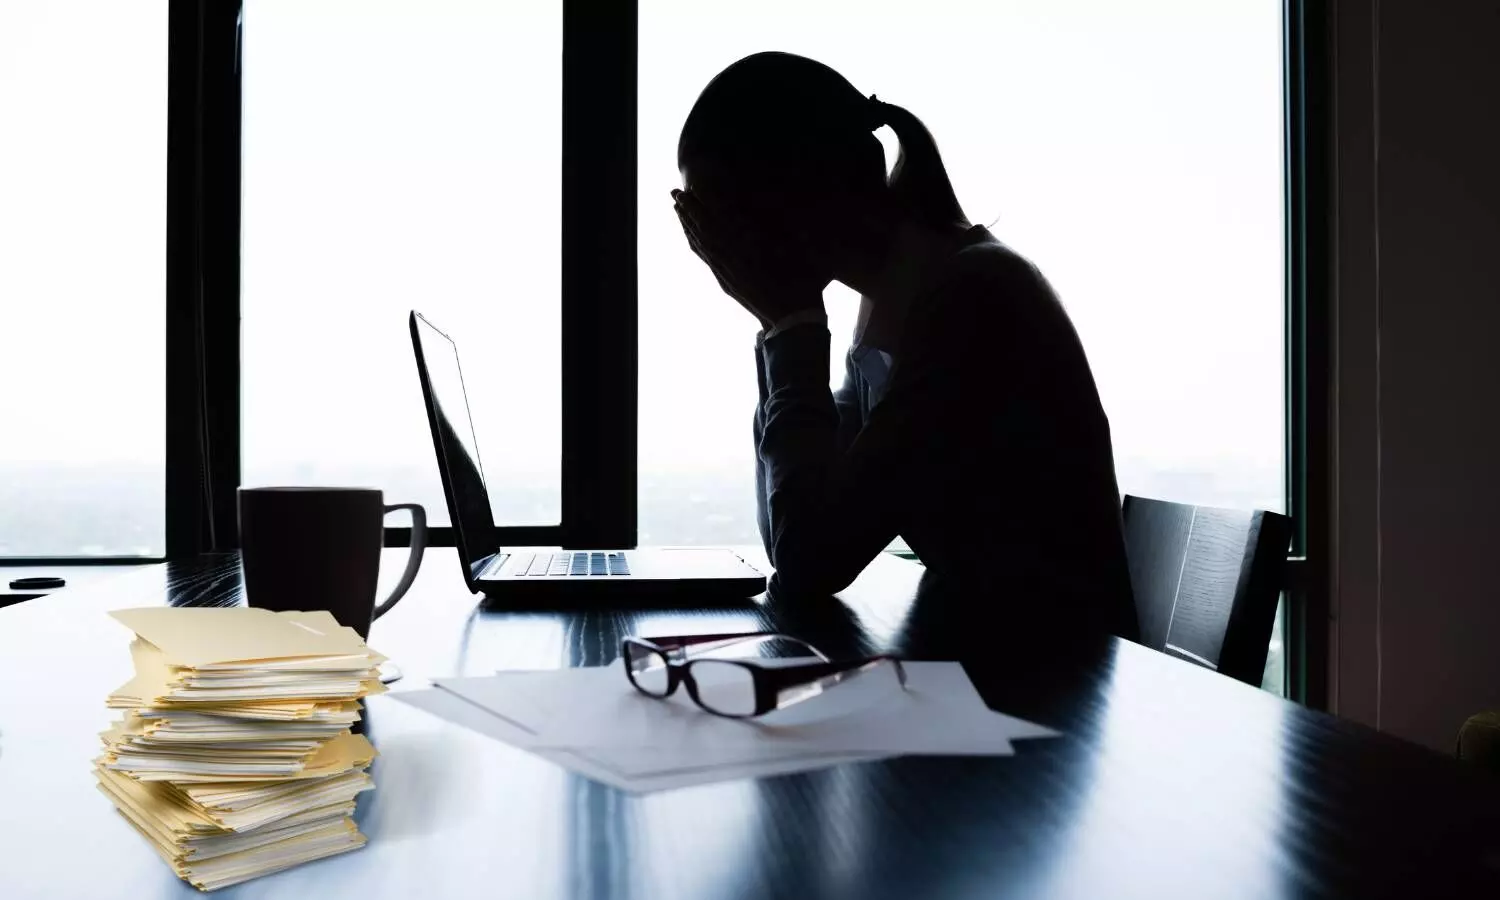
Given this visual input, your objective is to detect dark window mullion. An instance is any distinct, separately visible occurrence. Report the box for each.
[1284,0,1330,709]
[560,0,638,550]
[166,0,242,558]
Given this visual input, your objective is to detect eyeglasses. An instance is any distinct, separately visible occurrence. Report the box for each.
[621,632,907,719]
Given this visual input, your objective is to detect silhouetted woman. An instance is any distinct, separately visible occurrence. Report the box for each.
[673,52,1138,640]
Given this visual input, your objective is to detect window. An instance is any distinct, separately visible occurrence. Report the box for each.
[240,0,562,528]
[12,0,1317,700]
[638,0,1285,547]
[0,3,167,557]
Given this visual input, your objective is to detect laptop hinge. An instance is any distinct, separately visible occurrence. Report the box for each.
[475,552,508,581]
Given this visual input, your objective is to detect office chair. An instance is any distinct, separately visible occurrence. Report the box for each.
[1121,495,1293,685]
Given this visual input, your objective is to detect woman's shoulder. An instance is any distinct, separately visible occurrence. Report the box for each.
[925,230,1062,325]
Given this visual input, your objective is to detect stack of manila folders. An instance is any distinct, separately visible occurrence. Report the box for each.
[98,607,382,892]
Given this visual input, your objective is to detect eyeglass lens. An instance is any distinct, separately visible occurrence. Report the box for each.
[685,659,758,717]
[625,643,671,696]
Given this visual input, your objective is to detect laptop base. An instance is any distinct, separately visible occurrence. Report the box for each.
[476,576,766,609]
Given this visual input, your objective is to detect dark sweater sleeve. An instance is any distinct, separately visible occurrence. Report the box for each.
[755,246,1031,596]
[756,313,978,595]
[753,335,863,558]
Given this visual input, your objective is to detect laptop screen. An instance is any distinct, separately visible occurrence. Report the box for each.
[411,312,496,574]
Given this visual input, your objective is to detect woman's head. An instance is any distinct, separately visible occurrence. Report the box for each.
[678,52,968,279]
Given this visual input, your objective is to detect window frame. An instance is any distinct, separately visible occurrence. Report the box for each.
[163,0,242,560]
[172,0,640,558]
[1283,0,1331,708]
[5,0,1330,710]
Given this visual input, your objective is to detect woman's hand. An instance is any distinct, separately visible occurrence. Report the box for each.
[672,188,828,328]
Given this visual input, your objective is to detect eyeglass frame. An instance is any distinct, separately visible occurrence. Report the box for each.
[620,631,908,719]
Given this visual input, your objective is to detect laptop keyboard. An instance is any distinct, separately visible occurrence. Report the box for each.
[508,551,630,577]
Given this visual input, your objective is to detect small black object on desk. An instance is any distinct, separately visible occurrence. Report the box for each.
[9,575,66,590]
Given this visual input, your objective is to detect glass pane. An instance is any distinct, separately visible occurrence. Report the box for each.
[687,660,759,717]
[626,643,671,696]
[241,1,561,527]
[0,3,167,556]
[1260,592,1287,696]
[639,1,1285,547]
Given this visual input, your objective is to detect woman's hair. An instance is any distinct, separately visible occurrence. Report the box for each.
[678,52,968,230]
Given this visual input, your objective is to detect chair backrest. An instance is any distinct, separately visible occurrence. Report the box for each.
[1121,495,1293,685]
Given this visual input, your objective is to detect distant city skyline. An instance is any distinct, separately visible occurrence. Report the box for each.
[0,455,1281,558]
[0,454,1287,694]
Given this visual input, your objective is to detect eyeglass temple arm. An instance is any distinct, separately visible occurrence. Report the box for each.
[759,655,908,700]
[644,631,768,647]
[637,632,830,661]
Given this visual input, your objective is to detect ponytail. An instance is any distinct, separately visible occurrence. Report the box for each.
[868,96,970,230]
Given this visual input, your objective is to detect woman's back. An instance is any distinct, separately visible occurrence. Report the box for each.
[878,236,1138,639]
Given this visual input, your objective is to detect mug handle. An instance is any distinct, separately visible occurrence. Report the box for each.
[373,503,427,621]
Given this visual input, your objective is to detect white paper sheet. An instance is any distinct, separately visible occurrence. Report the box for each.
[395,661,1058,793]
[389,687,874,793]
[436,662,1056,756]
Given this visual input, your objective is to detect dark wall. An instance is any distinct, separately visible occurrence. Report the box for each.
[1336,1,1500,749]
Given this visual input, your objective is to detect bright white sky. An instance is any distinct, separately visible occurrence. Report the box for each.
[0,3,166,465]
[639,0,1285,487]
[0,1,1282,517]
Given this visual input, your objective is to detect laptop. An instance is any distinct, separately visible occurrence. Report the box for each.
[409,311,767,601]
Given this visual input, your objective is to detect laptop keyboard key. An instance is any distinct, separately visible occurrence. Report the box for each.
[511,550,635,577]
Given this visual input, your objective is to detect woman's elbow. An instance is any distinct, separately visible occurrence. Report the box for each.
[768,544,860,597]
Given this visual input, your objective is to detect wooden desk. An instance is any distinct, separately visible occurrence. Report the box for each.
[1,549,1497,898]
